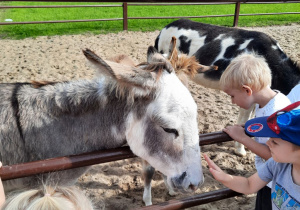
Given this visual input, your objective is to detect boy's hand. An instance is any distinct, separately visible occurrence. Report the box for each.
[204,154,267,195]
[203,154,229,183]
[223,125,248,144]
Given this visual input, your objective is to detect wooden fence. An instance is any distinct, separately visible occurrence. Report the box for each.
[0,1,299,28]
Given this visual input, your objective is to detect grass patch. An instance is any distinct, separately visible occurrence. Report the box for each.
[0,2,299,39]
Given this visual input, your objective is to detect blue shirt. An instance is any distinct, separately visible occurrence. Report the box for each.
[257,157,300,209]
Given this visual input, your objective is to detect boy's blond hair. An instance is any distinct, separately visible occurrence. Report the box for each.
[2,185,94,210]
[220,53,272,91]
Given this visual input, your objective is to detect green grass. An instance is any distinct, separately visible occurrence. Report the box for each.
[0,2,299,39]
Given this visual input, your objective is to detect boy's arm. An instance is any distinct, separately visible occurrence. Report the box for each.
[223,125,272,160]
[204,154,268,194]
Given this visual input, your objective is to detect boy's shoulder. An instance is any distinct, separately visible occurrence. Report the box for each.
[287,84,300,103]
[265,157,290,171]
[258,158,291,182]
[256,91,291,116]
[272,91,291,109]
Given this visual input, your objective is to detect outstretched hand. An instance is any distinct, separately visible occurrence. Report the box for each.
[203,153,229,183]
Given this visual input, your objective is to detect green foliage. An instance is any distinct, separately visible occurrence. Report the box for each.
[0,2,299,39]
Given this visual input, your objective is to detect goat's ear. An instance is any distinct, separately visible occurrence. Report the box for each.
[196,64,218,73]
[168,36,178,62]
[83,48,156,92]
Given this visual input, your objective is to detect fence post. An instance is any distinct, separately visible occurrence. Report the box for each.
[233,2,241,27]
[123,2,128,30]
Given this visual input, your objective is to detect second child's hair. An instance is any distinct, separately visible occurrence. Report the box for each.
[2,185,94,210]
[220,53,272,91]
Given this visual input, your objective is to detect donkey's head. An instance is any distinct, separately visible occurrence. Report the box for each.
[165,37,218,87]
[83,48,204,192]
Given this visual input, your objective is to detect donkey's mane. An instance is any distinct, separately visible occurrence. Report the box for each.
[28,76,155,117]
[107,80,155,106]
[172,55,199,78]
[137,61,172,81]
[28,51,175,113]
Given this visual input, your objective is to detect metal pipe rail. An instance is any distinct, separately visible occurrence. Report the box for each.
[137,188,242,210]
[0,1,299,28]
[1,0,299,2]
[0,131,241,209]
[0,131,232,181]
[0,5,122,8]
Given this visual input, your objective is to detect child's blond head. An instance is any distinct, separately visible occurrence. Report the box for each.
[2,185,94,210]
[220,53,272,91]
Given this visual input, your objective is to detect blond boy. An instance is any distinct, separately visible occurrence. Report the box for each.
[219,53,291,209]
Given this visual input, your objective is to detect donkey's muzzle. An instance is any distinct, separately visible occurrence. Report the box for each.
[171,171,204,192]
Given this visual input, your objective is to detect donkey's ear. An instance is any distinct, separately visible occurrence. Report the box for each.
[108,54,137,67]
[83,48,117,79]
[83,48,157,91]
[147,46,160,63]
[146,46,174,74]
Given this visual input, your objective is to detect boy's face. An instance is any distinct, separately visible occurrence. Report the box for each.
[223,86,254,110]
[266,138,299,163]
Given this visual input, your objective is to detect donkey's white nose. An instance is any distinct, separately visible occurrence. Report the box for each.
[171,171,203,192]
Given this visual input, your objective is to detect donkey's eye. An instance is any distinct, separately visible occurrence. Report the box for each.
[161,127,179,138]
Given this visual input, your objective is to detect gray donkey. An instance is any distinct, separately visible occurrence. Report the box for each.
[0,47,204,198]
[109,42,213,205]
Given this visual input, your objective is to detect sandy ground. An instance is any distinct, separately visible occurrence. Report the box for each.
[0,23,299,209]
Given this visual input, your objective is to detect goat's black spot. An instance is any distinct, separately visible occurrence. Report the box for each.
[178,35,191,55]
[195,42,221,66]
[224,45,240,59]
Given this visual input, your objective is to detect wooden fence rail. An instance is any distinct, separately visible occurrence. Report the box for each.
[0,1,299,28]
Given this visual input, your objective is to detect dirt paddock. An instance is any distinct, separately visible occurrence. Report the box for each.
[0,23,299,209]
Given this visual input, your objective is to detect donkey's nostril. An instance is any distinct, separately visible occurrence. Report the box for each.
[189,184,196,191]
[178,171,187,181]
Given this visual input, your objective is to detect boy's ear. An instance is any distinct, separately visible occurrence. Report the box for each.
[242,85,252,96]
